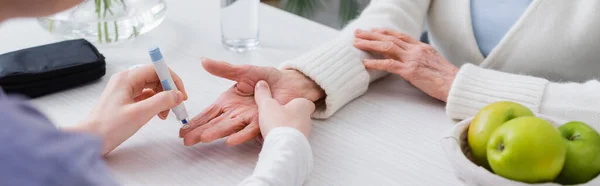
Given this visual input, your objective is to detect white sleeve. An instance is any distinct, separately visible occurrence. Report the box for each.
[237,127,313,186]
[280,0,431,119]
[446,64,600,129]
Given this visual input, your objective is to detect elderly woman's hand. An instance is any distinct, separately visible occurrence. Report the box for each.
[353,28,459,102]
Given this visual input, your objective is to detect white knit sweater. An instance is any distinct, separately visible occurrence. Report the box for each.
[281,0,600,125]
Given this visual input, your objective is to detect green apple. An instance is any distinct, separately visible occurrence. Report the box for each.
[468,101,534,169]
[487,116,566,183]
[555,121,600,185]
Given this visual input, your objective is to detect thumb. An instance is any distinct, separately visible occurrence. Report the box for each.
[285,98,316,116]
[201,58,246,82]
[254,80,277,112]
[130,90,184,118]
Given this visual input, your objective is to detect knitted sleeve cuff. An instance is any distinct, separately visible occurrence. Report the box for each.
[280,35,371,119]
[445,64,549,119]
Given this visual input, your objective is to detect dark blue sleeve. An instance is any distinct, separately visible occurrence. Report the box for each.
[0,97,119,186]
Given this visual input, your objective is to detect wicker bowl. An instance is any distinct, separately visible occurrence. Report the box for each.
[441,115,600,186]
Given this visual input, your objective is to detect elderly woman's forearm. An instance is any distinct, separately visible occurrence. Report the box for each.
[446,64,600,126]
[539,80,600,124]
[279,0,431,118]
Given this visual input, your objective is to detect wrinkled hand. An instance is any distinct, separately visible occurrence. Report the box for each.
[254,80,314,138]
[180,58,324,146]
[353,28,458,102]
[69,64,188,155]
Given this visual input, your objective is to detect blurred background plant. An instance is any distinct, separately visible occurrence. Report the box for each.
[262,0,428,42]
[262,0,369,29]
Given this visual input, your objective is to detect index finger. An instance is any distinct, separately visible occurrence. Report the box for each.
[372,28,419,44]
[169,68,189,100]
[127,64,189,99]
[355,31,410,50]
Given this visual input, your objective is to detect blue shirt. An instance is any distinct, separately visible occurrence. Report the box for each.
[0,91,119,186]
[470,0,532,57]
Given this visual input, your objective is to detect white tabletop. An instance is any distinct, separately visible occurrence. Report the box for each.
[0,1,461,185]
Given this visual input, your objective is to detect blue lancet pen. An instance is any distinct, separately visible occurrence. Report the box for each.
[148,47,189,125]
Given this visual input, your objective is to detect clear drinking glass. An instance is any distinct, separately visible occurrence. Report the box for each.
[221,0,260,52]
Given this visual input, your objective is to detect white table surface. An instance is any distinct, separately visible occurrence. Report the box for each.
[0,1,462,185]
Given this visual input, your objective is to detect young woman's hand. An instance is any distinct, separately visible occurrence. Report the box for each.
[68,64,188,155]
[254,80,315,139]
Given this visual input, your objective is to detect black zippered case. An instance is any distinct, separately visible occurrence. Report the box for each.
[0,39,106,98]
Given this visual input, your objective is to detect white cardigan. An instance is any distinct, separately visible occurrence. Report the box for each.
[281,0,600,126]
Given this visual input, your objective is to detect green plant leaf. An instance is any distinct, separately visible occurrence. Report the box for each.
[339,0,360,27]
[48,20,54,32]
[97,0,126,43]
[103,0,111,17]
[96,0,102,43]
[114,21,119,41]
[104,22,111,43]
[282,0,317,18]
[96,0,101,15]
[97,22,102,43]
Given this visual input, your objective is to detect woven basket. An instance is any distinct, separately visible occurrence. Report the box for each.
[441,115,600,186]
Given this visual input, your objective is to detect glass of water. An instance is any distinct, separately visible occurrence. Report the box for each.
[221,0,260,52]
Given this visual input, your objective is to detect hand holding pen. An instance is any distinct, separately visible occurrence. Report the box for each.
[68,63,188,156]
